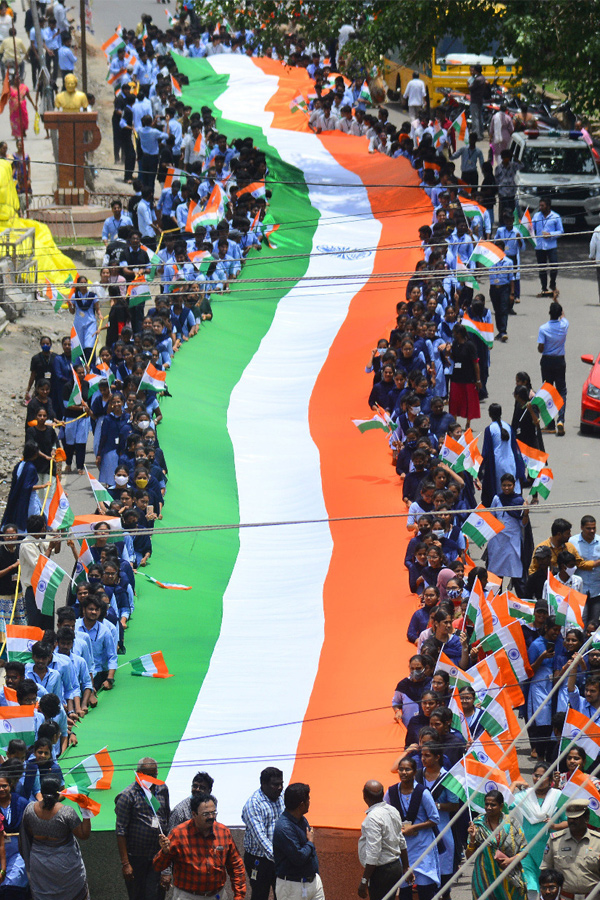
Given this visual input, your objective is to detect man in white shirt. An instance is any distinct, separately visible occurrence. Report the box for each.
[19,514,61,630]
[589,223,600,302]
[358,781,411,900]
[403,72,427,121]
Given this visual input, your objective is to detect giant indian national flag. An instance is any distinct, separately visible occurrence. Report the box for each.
[71,54,431,830]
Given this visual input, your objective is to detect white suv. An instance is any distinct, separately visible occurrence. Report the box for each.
[510,132,600,228]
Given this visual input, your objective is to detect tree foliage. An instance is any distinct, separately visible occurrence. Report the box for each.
[196,0,600,115]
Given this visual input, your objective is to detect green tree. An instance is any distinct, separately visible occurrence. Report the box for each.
[196,0,600,115]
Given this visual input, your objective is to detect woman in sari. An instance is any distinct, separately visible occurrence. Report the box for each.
[19,775,91,900]
[467,789,527,900]
[8,75,36,140]
[512,764,564,900]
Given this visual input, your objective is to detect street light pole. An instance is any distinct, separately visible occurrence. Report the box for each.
[79,0,87,95]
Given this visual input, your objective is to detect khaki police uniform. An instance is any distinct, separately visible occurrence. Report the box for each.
[542,826,600,897]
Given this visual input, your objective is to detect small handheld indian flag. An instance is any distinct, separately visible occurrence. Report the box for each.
[289,94,307,113]
[514,207,536,248]
[465,576,485,627]
[164,166,187,190]
[440,757,513,814]
[461,504,504,548]
[437,651,475,690]
[440,434,466,471]
[60,787,102,819]
[85,467,113,506]
[135,772,165,815]
[0,706,37,748]
[67,365,83,407]
[70,325,84,362]
[170,74,182,98]
[531,382,564,428]
[478,620,534,679]
[458,312,494,348]
[130,651,173,679]
[557,769,600,827]
[74,538,93,585]
[6,625,44,663]
[140,572,191,591]
[139,362,167,394]
[107,67,127,86]
[352,413,391,434]
[238,181,266,199]
[101,33,125,60]
[127,273,152,308]
[359,80,371,103]
[450,111,468,142]
[449,685,471,741]
[31,555,69,616]
[530,466,553,500]
[456,257,481,292]
[47,479,75,531]
[516,440,548,478]
[458,196,487,223]
[462,436,483,478]
[470,241,505,268]
[561,708,600,770]
[68,747,114,791]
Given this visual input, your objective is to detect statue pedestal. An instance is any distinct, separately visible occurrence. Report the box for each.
[43,111,101,206]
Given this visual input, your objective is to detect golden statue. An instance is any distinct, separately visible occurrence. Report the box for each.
[55,74,88,111]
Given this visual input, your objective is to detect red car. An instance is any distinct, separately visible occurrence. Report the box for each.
[581,352,600,433]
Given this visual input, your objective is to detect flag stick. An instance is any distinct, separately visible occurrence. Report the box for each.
[41,458,54,514]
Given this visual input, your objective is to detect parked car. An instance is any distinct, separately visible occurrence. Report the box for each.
[510,131,600,230]
[580,352,600,433]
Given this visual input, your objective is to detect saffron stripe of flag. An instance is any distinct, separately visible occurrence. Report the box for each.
[139,362,167,394]
[0,706,37,748]
[6,624,44,663]
[170,75,182,98]
[470,730,522,785]
[561,708,600,770]
[461,504,505,548]
[31,555,69,617]
[461,312,493,349]
[470,240,505,268]
[60,787,102,818]
[516,440,548,478]
[531,382,564,428]
[164,167,188,190]
[68,747,114,791]
[101,33,125,59]
[70,326,84,362]
[530,466,553,500]
[47,479,75,531]
[107,67,127,86]
[139,572,191,591]
[463,436,483,478]
[85,467,113,505]
[130,651,173,678]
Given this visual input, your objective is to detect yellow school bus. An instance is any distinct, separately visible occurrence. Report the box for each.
[383,36,520,108]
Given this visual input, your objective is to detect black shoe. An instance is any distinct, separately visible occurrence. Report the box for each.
[117,643,126,655]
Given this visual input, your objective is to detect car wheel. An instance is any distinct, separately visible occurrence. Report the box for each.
[580,421,594,435]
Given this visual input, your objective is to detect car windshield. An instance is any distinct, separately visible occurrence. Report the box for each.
[521,145,597,175]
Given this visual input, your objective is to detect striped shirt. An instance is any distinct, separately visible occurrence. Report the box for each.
[241,788,284,860]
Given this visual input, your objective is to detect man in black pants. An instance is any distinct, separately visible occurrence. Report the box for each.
[358,780,411,900]
[242,767,284,900]
[537,300,568,435]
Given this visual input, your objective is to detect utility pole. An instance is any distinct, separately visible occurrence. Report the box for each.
[79,0,87,94]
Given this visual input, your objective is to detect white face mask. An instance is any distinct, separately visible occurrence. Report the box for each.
[566,566,577,577]
[114,475,128,486]
[410,406,421,415]
[138,419,150,430]
[432,529,444,538]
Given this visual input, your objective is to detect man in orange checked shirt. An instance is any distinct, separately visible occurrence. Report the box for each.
[153,792,246,900]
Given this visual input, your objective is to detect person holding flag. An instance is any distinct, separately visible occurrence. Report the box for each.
[527,617,564,761]
[63,362,91,476]
[67,277,101,364]
[115,758,170,900]
[537,301,568,436]
[512,764,564,900]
